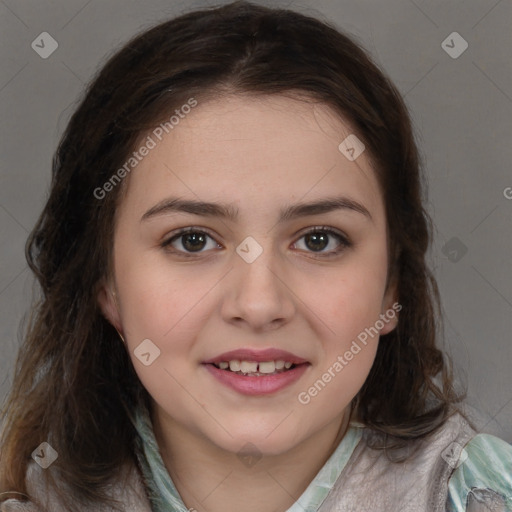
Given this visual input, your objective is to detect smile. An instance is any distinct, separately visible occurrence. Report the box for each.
[213,359,295,376]
[202,348,310,395]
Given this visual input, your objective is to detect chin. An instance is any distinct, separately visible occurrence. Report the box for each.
[206,420,306,457]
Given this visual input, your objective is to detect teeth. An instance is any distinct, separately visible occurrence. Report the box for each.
[240,361,258,373]
[229,360,241,372]
[216,359,297,374]
[258,361,276,374]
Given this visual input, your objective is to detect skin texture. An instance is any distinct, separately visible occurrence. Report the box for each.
[98,94,398,512]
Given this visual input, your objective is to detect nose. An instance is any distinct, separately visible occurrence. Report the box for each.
[220,247,296,333]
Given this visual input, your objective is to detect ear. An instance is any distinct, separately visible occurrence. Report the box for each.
[97,279,124,335]
[379,278,400,336]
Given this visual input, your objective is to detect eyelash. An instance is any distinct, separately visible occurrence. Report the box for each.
[160,226,352,258]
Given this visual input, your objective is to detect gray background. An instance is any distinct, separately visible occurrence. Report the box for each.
[1,0,511,441]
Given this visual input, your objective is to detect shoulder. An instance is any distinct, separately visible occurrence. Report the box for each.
[319,412,509,512]
[446,433,512,511]
[1,459,152,512]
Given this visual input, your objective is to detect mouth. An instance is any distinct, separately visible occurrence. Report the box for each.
[206,359,305,376]
[202,348,310,395]
[202,348,309,375]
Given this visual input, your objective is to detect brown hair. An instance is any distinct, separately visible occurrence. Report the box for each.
[0,1,461,508]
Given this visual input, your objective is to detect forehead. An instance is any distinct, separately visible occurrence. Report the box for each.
[119,94,383,221]
[163,94,360,171]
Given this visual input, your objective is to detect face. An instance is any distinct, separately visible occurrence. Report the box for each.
[99,94,397,456]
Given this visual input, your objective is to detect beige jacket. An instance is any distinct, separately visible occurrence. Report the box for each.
[0,414,478,512]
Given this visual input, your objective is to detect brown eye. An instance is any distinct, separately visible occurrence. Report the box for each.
[304,232,329,252]
[161,229,221,255]
[294,227,351,256]
[180,232,208,252]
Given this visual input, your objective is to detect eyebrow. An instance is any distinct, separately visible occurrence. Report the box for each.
[141,196,372,223]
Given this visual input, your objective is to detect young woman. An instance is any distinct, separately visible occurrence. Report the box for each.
[1,2,510,511]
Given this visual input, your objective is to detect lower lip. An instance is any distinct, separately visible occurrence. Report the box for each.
[203,363,310,396]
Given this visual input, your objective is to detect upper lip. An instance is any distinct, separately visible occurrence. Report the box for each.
[203,348,309,365]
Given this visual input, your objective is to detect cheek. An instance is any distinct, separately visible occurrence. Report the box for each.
[298,280,383,412]
[116,248,210,332]
[112,255,207,385]
[307,250,389,339]
[298,241,388,391]
[115,261,210,414]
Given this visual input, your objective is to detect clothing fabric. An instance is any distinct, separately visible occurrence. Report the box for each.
[1,402,511,512]
[130,403,512,512]
[130,401,364,512]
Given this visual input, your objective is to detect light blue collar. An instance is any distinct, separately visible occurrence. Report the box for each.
[131,402,363,512]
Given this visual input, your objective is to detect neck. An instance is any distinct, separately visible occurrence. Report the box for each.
[151,405,351,512]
